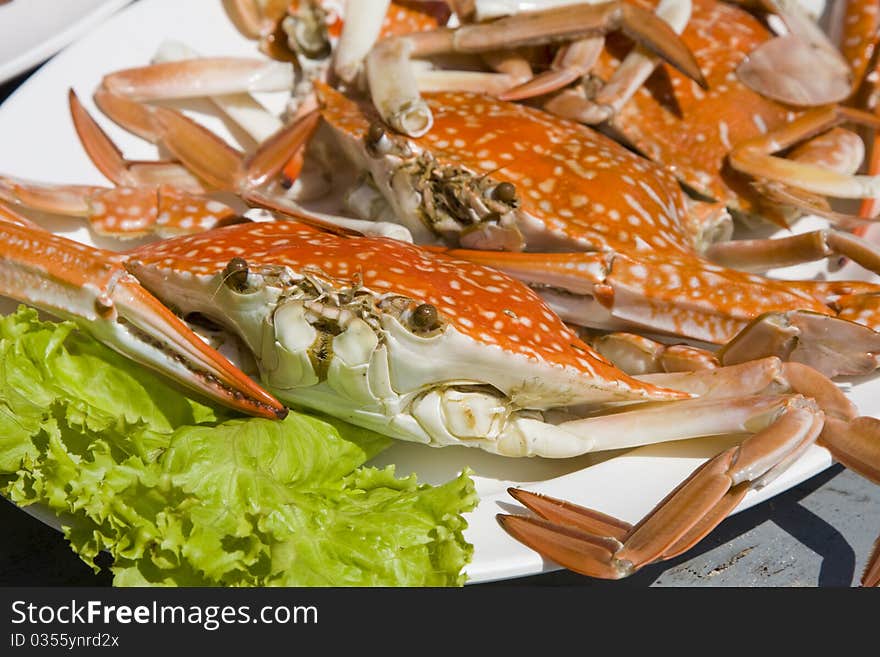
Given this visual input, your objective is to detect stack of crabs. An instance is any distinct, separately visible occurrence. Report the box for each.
[2,0,880,584]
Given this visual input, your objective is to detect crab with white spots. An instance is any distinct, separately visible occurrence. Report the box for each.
[295,82,880,380]
[2,201,880,582]
[2,0,880,585]
[518,0,880,229]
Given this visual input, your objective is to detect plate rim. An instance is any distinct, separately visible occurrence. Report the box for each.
[0,0,132,84]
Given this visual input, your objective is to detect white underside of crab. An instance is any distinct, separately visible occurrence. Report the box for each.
[127,259,686,457]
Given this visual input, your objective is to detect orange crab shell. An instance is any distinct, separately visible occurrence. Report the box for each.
[842,0,880,92]
[379,1,451,38]
[316,82,702,257]
[125,221,686,401]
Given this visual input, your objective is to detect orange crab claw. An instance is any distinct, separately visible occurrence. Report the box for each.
[0,208,287,419]
[500,397,825,578]
[501,402,880,582]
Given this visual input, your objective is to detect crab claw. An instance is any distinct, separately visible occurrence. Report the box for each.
[717,310,880,378]
[499,395,825,578]
[0,211,287,420]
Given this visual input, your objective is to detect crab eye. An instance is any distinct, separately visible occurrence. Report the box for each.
[223,257,250,292]
[410,303,440,332]
[492,182,517,203]
[366,121,386,146]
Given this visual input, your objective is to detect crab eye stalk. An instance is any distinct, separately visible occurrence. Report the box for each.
[223,257,250,292]
[410,303,441,333]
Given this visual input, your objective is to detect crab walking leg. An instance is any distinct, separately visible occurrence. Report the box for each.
[499,36,604,101]
[504,0,692,116]
[729,106,880,199]
[414,69,521,95]
[500,397,825,578]
[866,540,880,587]
[634,358,784,400]
[557,393,818,451]
[69,88,208,195]
[224,0,267,38]
[366,1,706,136]
[334,0,392,82]
[93,91,414,240]
[98,96,307,195]
[0,176,244,239]
[637,359,861,420]
[590,331,718,374]
[101,58,295,102]
[805,414,880,588]
[756,127,869,226]
[0,213,286,419]
[242,189,416,241]
[92,87,165,145]
[152,41,283,144]
[139,106,416,238]
[588,0,692,115]
[704,228,880,275]
[0,202,41,230]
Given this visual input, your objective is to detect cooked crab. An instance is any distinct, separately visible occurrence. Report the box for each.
[290,85,880,372]
[2,203,878,581]
[551,0,880,225]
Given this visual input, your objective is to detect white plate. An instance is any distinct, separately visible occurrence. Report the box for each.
[0,0,872,585]
[0,0,131,84]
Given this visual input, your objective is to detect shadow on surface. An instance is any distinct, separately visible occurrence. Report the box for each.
[490,464,855,587]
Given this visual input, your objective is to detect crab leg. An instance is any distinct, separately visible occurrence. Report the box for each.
[0,91,242,239]
[445,249,827,342]
[589,331,718,374]
[499,346,880,581]
[224,0,272,38]
[736,0,852,106]
[101,58,295,101]
[504,0,692,122]
[71,89,207,194]
[0,176,243,239]
[152,41,284,144]
[333,0,392,82]
[92,84,417,240]
[0,210,286,419]
[500,394,825,578]
[730,106,880,200]
[704,228,880,275]
[717,309,880,378]
[366,0,706,136]
[504,406,880,583]
[499,36,604,101]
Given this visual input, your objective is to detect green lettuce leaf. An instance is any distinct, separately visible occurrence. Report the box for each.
[0,307,477,586]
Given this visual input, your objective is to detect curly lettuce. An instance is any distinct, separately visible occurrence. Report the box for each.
[0,307,476,586]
